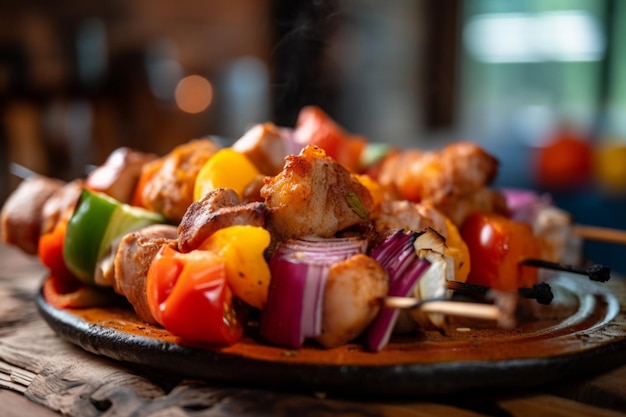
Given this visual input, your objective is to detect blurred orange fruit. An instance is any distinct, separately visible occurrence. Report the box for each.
[535,128,593,190]
[594,141,626,194]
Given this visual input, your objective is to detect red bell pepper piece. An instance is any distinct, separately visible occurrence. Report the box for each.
[294,106,366,173]
[38,220,118,308]
[38,221,74,281]
[146,245,246,345]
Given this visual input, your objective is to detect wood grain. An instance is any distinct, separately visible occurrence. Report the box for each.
[0,390,60,417]
[499,394,626,417]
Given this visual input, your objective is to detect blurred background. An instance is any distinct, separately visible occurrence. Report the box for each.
[1,0,626,271]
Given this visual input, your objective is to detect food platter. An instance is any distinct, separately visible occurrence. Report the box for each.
[37,273,626,396]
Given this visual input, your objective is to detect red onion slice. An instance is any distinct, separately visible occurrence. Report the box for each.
[259,237,368,348]
[259,258,322,348]
[366,230,431,352]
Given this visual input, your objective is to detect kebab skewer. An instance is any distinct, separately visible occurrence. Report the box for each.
[0,156,601,353]
[1,106,608,352]
[0,148,477,344]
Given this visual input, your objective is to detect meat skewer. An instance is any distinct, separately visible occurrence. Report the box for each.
[1,113,618,351]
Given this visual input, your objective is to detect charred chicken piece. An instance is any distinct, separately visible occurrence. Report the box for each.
[1,175,65,254]
[434,187,510,227]
[241,174,268,204]
[373,200,449,237]
[261,145,374,242]
[86,147,157,204]
[136,138,220,222]
[374,141,506,227]
[231,122,294,176]
[380,141,499,202]
[40,179,84,236]
[113,224,178,324]
[178,188,268,253]
[315,253,389,348]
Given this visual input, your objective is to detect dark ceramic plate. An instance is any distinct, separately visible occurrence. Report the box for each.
[37,274,626,396]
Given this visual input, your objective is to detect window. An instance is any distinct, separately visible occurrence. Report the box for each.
[459,0,625,188]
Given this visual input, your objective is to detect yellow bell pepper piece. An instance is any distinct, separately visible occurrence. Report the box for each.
[194,148,260,201]
[443,217,470,283]
[354,174,386,210]
[200,225,271,310]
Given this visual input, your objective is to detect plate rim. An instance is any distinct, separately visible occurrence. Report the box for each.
[35,276,626,397]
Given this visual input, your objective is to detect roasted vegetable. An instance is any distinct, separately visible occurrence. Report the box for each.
[194,148,260,201]
[461,212,541,291]
[198,225,271,310]
[146,245,246,345]
[294,106,366,173]
[63,190,166,285]
[259,237,370,348]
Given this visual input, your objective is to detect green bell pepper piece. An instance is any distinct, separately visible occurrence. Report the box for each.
[63,189,166,284]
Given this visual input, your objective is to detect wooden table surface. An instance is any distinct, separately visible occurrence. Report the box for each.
[1,242,626,417]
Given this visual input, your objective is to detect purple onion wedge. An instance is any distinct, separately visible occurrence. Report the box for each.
[259,236,367,348]
[366,230,431,352]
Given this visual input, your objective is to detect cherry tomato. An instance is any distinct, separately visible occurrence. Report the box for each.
[146,245,246,345]
[461,213,540,291]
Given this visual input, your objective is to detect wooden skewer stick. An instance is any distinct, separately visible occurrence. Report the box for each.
[384,298,499,318]
[571,224,626,245]
[9,162,38,180]
[383,293,517,329]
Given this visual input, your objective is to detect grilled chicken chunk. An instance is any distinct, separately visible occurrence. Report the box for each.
[434,186,509,227]
[379,141,498,202]
[136,138,220,222]
[86,147,157,204]
[40,179,83,236]
[178,188,268,253]
[374,200,449,238]
[113,224,178,324]
[315,254,388,348]
[232,122,294,176]
[261,145,374,242]
[1,175,65,254]
[374,141,505,227]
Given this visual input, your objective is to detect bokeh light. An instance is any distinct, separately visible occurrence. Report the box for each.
[175,75,213,114]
